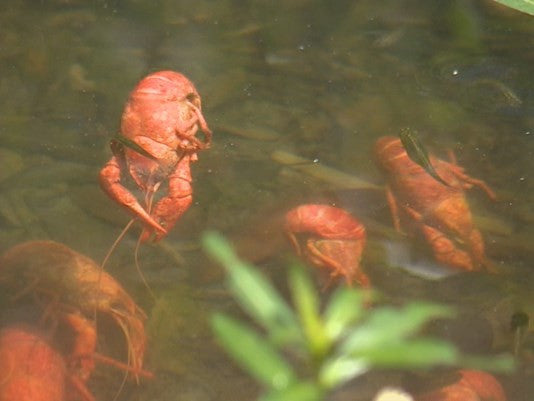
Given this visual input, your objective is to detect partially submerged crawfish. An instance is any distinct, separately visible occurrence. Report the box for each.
[285,204,369,287]
[99,70,212,241]
[416,370,507,401]
[374,136,496,272]
[0,241,147,382]
[0,326,95,401]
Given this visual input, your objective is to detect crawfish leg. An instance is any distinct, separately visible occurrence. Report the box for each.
[99,156,167,234]
[93,353,154,379]
[446,149,458,165]
[445,151,496,200]
[187,101,212,147]
[306,240,346,282]
[420,224,476,271]
[285,231,303,257]
[385,185,402,232]
[67,375,96,401]
[403,205,476,271]
[451,167,497,201]
[143,154,193,242]
[305,237,370,287]
[62,312,97,382]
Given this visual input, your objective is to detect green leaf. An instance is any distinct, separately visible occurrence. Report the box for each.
[289,265,330,356]
[341,302,454,354]
[211,313,296,390]
[319,355,368,389]
[203,232,301,345]
[323,287,365,341]
[492,0,534,16]
[260,382,324,401]
[356,338,459,367]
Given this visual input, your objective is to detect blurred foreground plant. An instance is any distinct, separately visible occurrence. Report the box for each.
[492,0,534,16]
[202,232,513,401]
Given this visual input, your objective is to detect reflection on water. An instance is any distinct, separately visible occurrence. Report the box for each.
[0,0,532,400]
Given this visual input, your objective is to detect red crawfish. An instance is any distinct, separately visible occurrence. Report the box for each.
[374,136,496,272]
[285,204,369,287]
[99,70,212,241]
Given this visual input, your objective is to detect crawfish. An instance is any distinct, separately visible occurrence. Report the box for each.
[374,136,496,272]
[99,70,212,241]
[0,326,95,401]
[416,370,507,401]
[0,241,147,382]
[285,204,369,287]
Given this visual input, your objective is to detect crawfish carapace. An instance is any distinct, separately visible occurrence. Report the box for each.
[0,240,147,381]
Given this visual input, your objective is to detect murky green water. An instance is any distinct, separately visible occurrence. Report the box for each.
[0,1,532,400]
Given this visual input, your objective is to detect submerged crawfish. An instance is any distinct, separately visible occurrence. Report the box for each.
[99,70,212,241]
[285,204,369,287]
[374,136,496,272]
[0,241,147,382]
[416,370,507,401]
[0,326,95,401]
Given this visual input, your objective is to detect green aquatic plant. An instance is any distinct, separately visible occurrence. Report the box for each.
[203,232,514,401]
[492,0,534,16]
